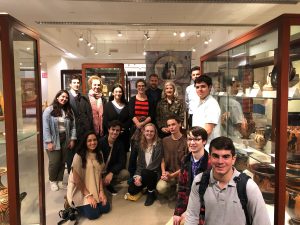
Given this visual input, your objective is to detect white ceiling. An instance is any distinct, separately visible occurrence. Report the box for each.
[2,0,300,64]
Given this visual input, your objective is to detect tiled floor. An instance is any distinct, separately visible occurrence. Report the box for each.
[45,158,174,225]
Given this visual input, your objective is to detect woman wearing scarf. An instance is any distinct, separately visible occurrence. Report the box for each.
[87,75,107,138]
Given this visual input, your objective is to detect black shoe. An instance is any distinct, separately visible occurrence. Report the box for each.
[106,185,118,195]
[144,191,156,206]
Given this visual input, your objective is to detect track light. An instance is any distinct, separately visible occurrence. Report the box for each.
[87,42,91,47]
[180,32,185,38]
[144,32,150,40]
[79,35,84,41]
[90,45,94,50]
[117,31,122,37]
[204,40,209,45]
[196,32,200,38]
[94,51,99,55]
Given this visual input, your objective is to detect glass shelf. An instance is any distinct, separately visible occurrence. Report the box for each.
[0,131,38,144]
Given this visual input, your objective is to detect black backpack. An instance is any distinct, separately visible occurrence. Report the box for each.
[197,169,251,225]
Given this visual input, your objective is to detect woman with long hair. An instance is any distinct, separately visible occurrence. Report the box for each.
[128,79,155,177]
[42,90,76,191]
[103,84,131,152]
[156,80,184,138]
[67,131,110,220]
[127,123,163,206]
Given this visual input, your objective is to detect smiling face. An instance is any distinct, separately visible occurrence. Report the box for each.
[164,84,175,98]
[69,79,80,91]
[86,134,98,152]
[187,132,206,154]
[195,82,211,100]
[209,148,236,177]
[144,124,156,141]
[108,125,121,141]
[91,79,102,94]
[57,92,69,105]
[136,81,146,95]
[113,87,123,101]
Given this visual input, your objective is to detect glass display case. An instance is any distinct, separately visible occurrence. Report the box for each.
[0,14,44,224]
[200,14,300,225]
[81,63,125,99]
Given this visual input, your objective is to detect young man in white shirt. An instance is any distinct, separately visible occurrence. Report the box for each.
[185,66,201,128]
[192,75,221,151]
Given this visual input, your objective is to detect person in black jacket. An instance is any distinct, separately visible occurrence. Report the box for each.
[99,120,130,195]
[103,84,131,153]
[128,79,156,177]
[67,74,94,173]
[173,126,210,225]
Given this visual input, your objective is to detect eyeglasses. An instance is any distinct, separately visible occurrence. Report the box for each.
[187,137,202,142]
[211,153,233,160]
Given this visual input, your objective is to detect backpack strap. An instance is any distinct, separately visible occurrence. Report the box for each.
[234,172,251,225]
[196,169,211,225]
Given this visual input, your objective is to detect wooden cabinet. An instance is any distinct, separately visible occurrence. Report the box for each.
[0,14,44,224]
[200,14,300,225]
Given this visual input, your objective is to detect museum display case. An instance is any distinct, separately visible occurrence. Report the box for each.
[200,14,300,225]
[81,63,125,99]
[0,14,45,224]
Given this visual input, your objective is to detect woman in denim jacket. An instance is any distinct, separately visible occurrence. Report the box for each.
[43,90,77,191]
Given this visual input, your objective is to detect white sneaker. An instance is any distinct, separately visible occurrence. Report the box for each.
[58,181,67,190]
[50,181,59,191]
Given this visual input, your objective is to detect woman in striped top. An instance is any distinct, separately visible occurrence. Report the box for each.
[128,79,155,177]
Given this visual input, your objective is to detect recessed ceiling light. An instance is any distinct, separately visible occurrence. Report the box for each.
[26,47,31,51]
[180,32,185,38]
[117,31,123,37]
[173,32,177,36]
[143,51,147,56]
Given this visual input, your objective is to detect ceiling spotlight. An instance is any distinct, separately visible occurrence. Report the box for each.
[90,45,94,50]
[143,51,147,56]
[79,35,84,42]
[94,51,99,55]
[108,52,111,56]
[117,31,123,37]
[196,32,200,38]
[208,37,212,42]
[204,40,209,45]
[26,47,31,51]
[87,42,91,47]
[173,32,177,37]
[180,32,185,38]
[192,48,196,52]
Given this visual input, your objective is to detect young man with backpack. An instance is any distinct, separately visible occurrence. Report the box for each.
[185,136,271,225]
[173,126,210,225]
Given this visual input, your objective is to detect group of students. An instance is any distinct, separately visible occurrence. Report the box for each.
[42,69,271,224]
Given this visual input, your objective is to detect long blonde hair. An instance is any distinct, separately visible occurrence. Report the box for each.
[140,123,158,151]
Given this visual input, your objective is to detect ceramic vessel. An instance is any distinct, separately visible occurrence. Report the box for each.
[250,163,275,204]
[286,186,300,225]
[254,127,267,149]
[0,167,8,224]
[234,152,249,172]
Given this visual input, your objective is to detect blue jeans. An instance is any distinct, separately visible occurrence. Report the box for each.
[77,202,110,220]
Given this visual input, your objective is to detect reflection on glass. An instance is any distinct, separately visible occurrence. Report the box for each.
[13,29,40,224]
[286,25,300,224]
